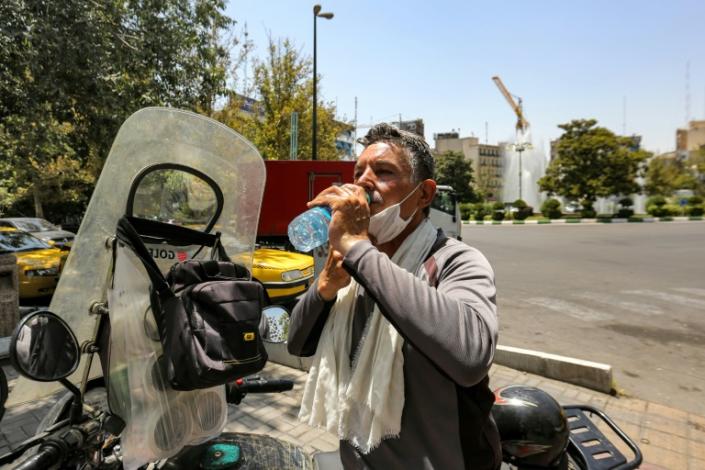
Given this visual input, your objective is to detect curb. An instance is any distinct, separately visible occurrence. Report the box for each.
[493,345,613,394]
[462,215,704,225]
[265,342,614,395]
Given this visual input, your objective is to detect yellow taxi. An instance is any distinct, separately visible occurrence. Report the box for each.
[0,228,69,299]
[251,248,314,305]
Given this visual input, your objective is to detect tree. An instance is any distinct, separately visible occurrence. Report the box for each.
[434,150,478,203]
[538,119,650,205]
[214,37,346,160]
[644,155,695,196]
[0,0,235,220]
[686,146,705,197]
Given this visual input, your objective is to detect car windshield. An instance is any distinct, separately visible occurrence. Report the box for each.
[13,219,59,232]
[0,231,52,253]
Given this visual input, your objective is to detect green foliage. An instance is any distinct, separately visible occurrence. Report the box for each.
[459,202,473,221]
[538,119,650,205]
[647,202,675,217]
[473,203,491,221]
[644,155,696,196]
[687,205,704,216]
[619,197,634,207]
[688,195,703,205]
[664,204,682,216]
[688,146,705,196]
[616,208,634,218]
[615,196,634,218]
[0,0,235,221]
[540,198,562,219]
[646,195,667,208]
[580,199,596,218]
[215,37,345,161]
[434,151,478,203]
[512,199,532,220]
[491,201,505,221]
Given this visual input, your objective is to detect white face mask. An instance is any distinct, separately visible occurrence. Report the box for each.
[368,183,421,244]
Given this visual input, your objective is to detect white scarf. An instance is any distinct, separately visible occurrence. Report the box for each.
[298,219,438,453]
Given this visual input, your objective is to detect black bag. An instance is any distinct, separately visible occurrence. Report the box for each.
[116,216,268,391]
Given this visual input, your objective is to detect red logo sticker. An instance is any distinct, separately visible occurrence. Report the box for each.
[177,251,188,262]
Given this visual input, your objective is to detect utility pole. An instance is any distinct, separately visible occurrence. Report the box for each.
[685,60,691,125]
[312,5,334,160]
[353,96,358,158]
[622,95,627,135]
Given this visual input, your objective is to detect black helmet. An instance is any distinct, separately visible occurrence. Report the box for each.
[491,385,569,468]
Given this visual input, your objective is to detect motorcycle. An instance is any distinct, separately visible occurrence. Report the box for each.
[0,307,321,470]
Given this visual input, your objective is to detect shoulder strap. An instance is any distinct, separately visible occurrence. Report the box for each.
[116,216,172,298]
[423,228,449,288]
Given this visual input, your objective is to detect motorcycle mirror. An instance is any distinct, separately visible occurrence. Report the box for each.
[262,305,290,344]
[127,164,223,233]
[9,310,80,382]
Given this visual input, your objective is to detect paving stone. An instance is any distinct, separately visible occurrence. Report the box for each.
[309,436,338,452]
[640,443,688,469]
[642,414,690,441]
[298,428,325,445]
[688,437,705,461]
[647,402,689,423]
[687,414,705,443]
[288,423,314,439]
[268,418,295,433]
[641,427,688,455]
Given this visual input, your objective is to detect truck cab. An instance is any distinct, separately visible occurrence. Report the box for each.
[430,185,462,240]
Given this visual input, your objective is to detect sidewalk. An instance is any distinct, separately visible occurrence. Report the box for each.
[1,362,703,469]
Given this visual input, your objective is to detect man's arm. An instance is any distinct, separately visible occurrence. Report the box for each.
[342,240,498,387]
[286,279,335,357]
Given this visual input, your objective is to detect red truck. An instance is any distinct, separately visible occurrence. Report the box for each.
[257,160,356,247]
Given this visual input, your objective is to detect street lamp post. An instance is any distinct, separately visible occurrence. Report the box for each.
[511,142,532,201]
[312,4,333,161]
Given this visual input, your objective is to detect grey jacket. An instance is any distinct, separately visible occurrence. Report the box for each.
[288,230,501,469]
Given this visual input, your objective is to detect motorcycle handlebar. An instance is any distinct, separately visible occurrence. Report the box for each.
[13,443,62,470]
[226,377,294,404]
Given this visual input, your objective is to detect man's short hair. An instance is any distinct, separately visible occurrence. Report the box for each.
[358,123,434,184]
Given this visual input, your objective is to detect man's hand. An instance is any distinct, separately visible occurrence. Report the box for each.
[317,249,351,301]
[307,184,369,255]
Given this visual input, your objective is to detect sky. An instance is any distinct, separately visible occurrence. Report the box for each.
[226,0,705,155]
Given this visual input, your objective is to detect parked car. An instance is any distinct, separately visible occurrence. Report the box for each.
[564,201,582,214]
[251,248,314,305]
[0,217,75,249]
[0,228,69,299]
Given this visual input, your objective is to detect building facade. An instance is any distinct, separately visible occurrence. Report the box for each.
[676,120,705,159]
[434,132,503,199]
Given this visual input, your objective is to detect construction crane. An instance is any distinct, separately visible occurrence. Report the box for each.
[492,75,532,201]
[492,76,529,133]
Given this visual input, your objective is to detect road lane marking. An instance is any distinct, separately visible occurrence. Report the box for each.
[672,287,705,298]
[526,297,614,322]
[622,290,705,308]
[575,292,663,316]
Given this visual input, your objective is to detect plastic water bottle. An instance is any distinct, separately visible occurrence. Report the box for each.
[288,206,332,252]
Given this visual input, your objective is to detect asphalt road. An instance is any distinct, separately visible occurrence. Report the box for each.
[462,221,705,415]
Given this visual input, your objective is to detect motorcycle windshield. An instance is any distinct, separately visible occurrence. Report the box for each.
[9,108,266,405]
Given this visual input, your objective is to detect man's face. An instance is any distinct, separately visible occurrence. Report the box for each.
[353,142,420,218]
